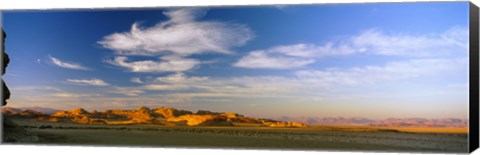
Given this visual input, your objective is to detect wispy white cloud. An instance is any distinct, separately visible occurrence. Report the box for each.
[142,73,209,90]
[109,87,145,97]
[50,93,99,98]
[66,78,110,86]
[235,27,468,69]
[295,58,467,86]
[154,72,208,83]
[98,8,253,56]
[106,56,200,73]
[49,56,89,70]
[142,84,190,91]
[234,48,316,69]
[131,77,143,84]
[156,73,268,95]
[341,27,468,56]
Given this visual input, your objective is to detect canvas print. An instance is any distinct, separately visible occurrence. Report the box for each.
[0,2,473,153]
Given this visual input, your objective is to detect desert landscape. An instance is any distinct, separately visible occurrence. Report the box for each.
[0,3,472,154]
[2,106,468,153]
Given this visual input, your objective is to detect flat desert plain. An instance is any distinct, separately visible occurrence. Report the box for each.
[4,118,468,153]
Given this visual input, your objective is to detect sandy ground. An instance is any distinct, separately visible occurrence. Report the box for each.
[4,119,468,153]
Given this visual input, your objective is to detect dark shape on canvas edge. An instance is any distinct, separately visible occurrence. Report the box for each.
[2,29,11,106]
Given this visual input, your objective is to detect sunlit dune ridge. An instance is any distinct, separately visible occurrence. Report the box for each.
[2,106,306,128]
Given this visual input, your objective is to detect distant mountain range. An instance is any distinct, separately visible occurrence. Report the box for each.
[274,116,468,128]
[4,106,60,114]
[2,106,306,128]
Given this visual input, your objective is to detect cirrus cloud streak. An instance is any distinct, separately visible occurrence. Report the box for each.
[105,56,200,73]
[66,78,110,86]
[49,56,90,70]
[235,27,468,69]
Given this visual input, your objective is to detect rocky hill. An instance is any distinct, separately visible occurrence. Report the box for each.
[3,106,307,128]
[2,107,47,118]
[2,107,22,115]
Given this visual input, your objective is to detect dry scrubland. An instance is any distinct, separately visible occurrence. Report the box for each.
[5,118,468,153]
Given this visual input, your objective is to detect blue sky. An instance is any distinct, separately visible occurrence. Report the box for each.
[2,2,470,119]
